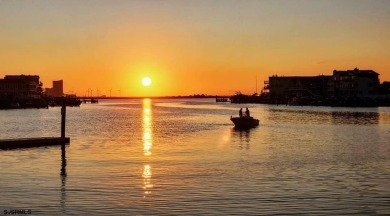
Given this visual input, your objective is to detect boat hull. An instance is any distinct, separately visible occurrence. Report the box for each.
[230,117,259,128]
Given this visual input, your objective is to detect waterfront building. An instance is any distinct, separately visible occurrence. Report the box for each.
[380,81,390,95]
[267,68,381,100]
[232,68,388,106]
[45,80,64,97]
[0,75,42,99]
[268,75,332,99]
[331,68,380,98]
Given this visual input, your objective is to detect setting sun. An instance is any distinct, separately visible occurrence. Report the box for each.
[142,77,152,86]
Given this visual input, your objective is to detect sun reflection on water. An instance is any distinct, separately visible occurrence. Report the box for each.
[142,99,153,197]
[142,99,153,157]
[142,164,153,197]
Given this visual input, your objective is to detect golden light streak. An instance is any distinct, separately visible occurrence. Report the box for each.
[142,164,153,197]
[142,98,153,156]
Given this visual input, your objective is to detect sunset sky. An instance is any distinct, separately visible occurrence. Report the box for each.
[1,0,389,97]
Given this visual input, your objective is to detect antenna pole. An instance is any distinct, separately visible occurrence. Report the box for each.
[256,75,258,94]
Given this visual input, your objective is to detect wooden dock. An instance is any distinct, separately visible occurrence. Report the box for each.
[82,98,99,104]
[1,98,71,150]
[216,97,229,102]
[0,137,70,150]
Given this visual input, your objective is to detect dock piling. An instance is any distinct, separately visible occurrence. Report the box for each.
[61,98,66,139]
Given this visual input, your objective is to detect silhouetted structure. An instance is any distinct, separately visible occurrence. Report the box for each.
[268,75,332,104]
[231,68,390,107]
[0,75,82,108]
[216,97,229,102]
[0,75,48,109]
[0,75,42,99]
[45,80,64,97]
[331,68,380,98]
[81,98,98,104]
[50,96,82,107]
[380,82,390,94]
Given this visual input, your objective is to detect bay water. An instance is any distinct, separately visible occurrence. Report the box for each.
[0,98,389,215]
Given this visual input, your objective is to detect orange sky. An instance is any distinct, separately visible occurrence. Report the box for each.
[1,0,389,97]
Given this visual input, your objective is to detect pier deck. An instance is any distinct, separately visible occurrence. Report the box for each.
[0,137,70,150]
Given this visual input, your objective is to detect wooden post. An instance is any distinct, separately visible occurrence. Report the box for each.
[61,97,67,177]
[61,98,66,139]
[61,142,67,177]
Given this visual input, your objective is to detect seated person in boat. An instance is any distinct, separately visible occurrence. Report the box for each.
[239,108,243,118]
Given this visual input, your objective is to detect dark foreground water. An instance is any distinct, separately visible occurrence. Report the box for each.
[0,99,389,215]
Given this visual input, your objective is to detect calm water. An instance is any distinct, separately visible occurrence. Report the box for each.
[1,99,389,215]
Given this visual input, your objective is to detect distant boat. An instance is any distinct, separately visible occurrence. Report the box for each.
[230,116,259,128]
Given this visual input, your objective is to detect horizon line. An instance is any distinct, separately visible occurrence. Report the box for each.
[74,95,232,99]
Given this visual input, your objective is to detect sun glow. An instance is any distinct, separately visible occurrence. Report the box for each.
[142,77,152,86]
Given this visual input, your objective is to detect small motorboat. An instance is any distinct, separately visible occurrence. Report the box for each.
[230,116,260,128]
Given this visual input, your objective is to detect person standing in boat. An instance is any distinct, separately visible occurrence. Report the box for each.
[245,107,250,117]
[239,108,243,118]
